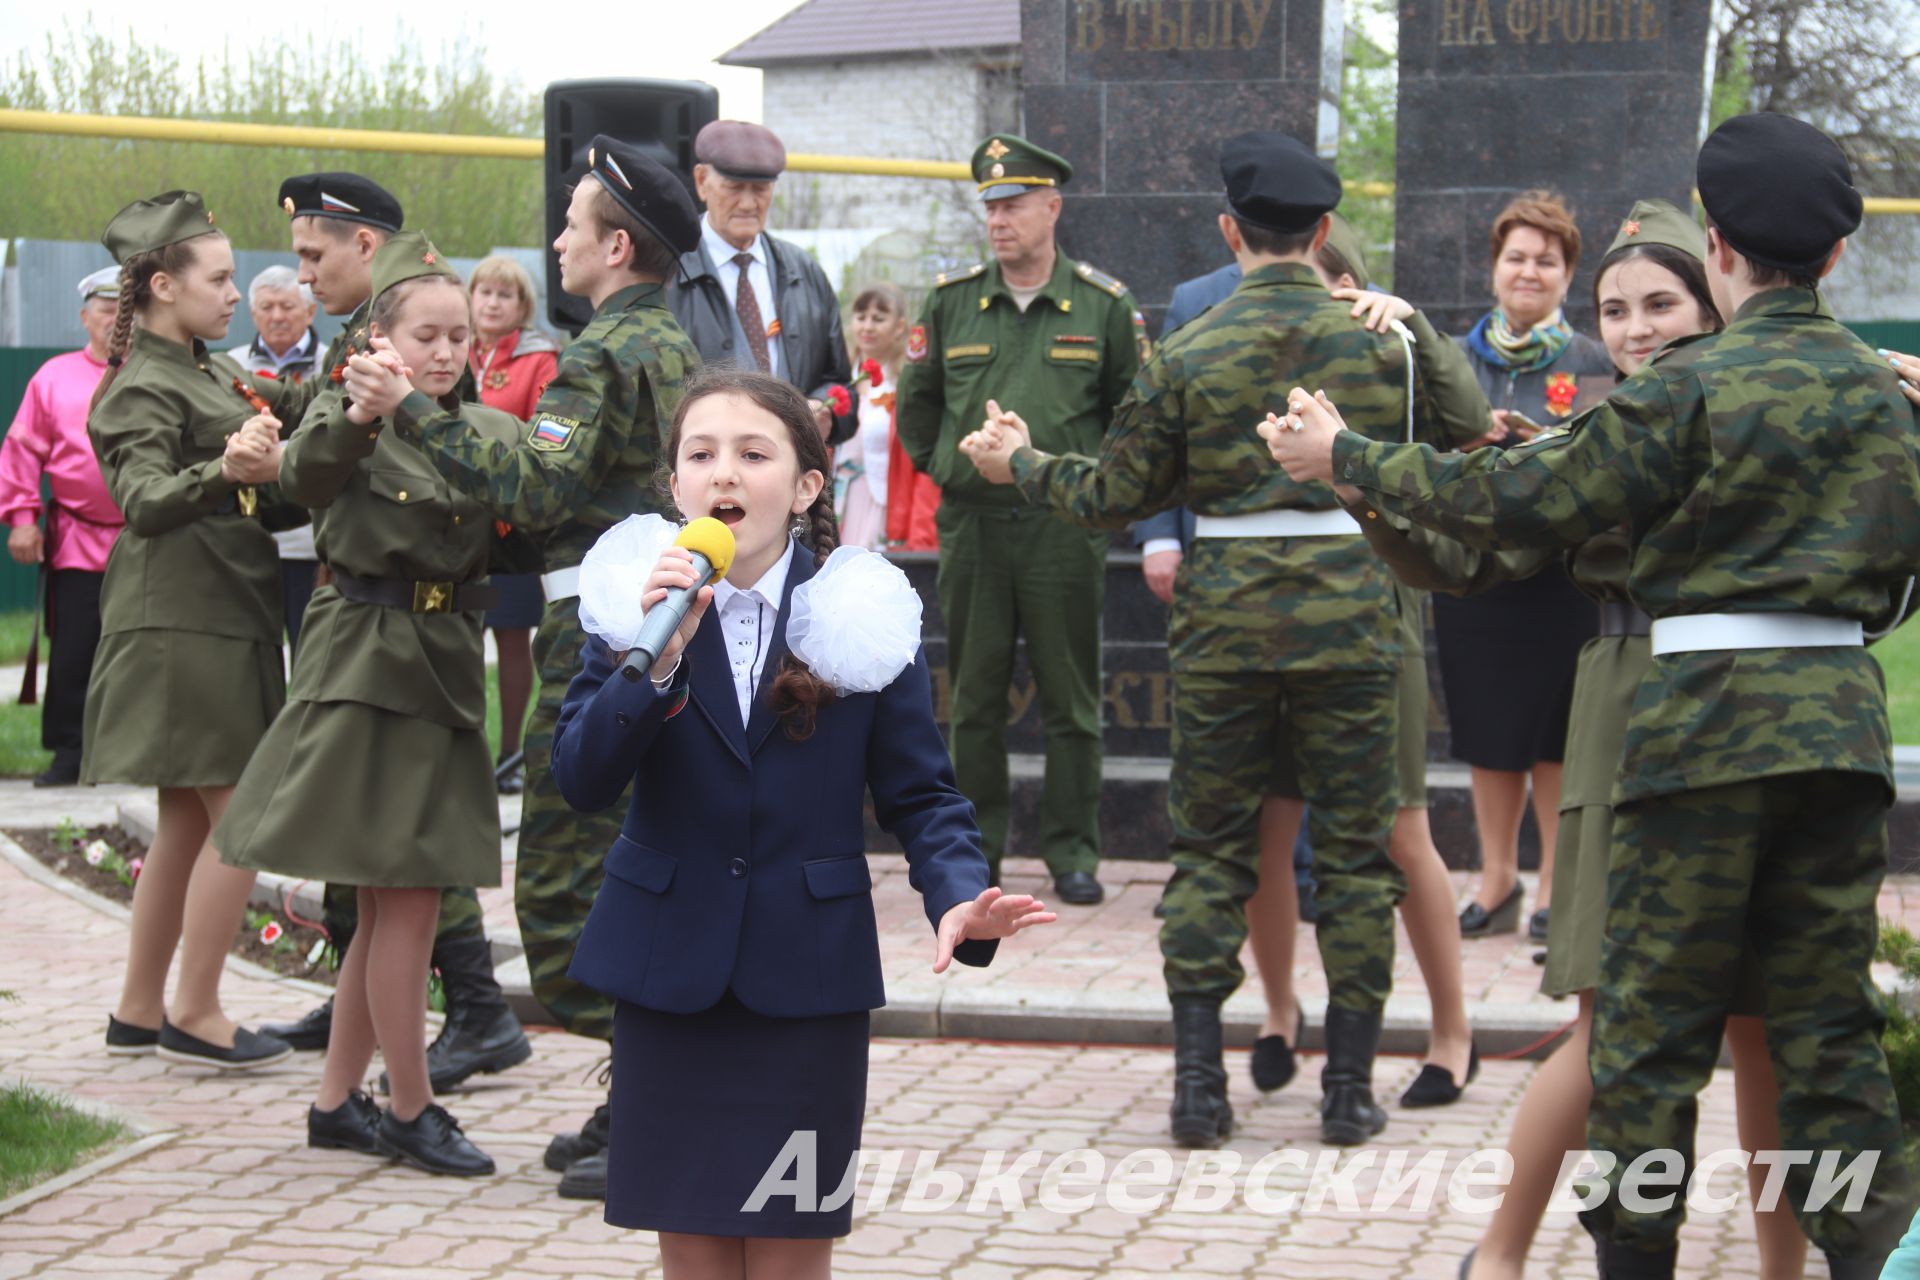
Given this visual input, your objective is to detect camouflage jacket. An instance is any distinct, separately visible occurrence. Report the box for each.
[1332,288,1920,801]
[389,283,699,569]
[1010,261,1489,673]
[894,249,1142,510]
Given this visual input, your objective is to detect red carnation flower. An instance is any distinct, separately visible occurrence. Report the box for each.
[862,359,883,385]
[827,384,852,416]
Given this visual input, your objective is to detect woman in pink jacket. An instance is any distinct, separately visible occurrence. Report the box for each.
[0,266,128,785]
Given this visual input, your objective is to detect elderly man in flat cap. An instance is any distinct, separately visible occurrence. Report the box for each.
[959,130,1487,1151]
[1266,112,1919,1278]
[668,119,854,443]
[343,132,703,1204]
[0,266,127,786]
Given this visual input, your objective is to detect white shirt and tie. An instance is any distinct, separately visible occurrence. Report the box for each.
[701,216,783,381]
[653,540,794,725]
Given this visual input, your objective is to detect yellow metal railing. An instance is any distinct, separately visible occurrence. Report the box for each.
[2,109,1914,209]
[0,108,971,179]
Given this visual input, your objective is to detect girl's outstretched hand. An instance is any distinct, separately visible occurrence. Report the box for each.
[933,886,1057,974]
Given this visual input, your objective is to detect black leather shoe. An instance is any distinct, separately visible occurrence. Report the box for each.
[105,1014,159,1055]
[1400,1040,1480,1108]
[494,749,525,796]
[308,1090,383,1155]
[376,1103,495,1177]
[543,1102,611,1173]
[1169,997,1232,1148]
[1459,885,1523,937]
[1053,871,1105,906]
[557,1150,608,1200]
[1249,1007,1304,1093]
[1319,1006,1388,1146]
[33,749,81,788]
[1528,907,1550,942]
[157,1021,293,1071]
[260,998,334,1052]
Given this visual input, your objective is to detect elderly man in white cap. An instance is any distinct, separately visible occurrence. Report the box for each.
[0,266,127,785]
[667,118,855,442]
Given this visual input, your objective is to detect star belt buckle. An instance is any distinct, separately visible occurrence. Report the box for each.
[413,581,454,614]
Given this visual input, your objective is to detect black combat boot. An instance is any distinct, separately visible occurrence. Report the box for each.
[544,1099,611,1172]
[260,997,334,1052]
[1577,1209,1677,1279]
[1319,1005,1388,1146]
[1169,996,1232,1149]
[381,931,531,1093]
[1823,1249,1894,1280]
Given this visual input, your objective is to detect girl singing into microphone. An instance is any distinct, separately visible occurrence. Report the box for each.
[552,367,1054,1277]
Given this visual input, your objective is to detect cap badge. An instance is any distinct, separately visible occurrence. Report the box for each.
[985,139,1010,160]
[1623,220,1641,237]
[423,252,436,265]
[990,163,1005,179]
[587,146,597,168]
[282,196,296,216]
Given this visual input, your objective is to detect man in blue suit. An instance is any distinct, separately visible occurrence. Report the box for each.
[1135,262,1317,922]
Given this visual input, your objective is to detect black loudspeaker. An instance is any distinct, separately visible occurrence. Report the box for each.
[543,78,719,332]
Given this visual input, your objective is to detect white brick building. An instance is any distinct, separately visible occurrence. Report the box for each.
[721,0,1020,274]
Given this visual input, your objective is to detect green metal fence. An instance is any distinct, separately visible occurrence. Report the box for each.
[0,348,67,614]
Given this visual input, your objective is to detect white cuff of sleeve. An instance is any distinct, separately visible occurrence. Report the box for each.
[1141,538,1182,558]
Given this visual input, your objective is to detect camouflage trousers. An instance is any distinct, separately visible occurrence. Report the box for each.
[321,881,482,952]
[513,602,621,1043]
[1160,669,1403,1010]
[1584,770,1915,1260]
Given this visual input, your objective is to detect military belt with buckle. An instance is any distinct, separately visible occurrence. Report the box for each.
[212,486,260,518]
[330,568,499,615]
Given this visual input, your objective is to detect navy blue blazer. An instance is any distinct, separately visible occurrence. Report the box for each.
[555,542,997,1018]
[1132,263,1242,550]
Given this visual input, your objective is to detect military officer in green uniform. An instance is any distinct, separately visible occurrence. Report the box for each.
[1266,113,1918,1278]
[894,134,1143,906]
[256,174,533,1103]
[961,132,1489,1148]
[342,134,702,1200]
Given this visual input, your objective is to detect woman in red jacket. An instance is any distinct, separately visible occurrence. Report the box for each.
[467,256,558,792]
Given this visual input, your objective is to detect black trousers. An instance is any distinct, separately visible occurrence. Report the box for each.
[43,569,104,753]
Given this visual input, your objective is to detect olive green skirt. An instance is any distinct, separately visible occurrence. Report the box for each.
[216,698,501,888]
[80,628,285,788]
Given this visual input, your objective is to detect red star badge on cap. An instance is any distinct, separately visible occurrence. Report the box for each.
[1623,220,1641,237]
[423,252,436,264]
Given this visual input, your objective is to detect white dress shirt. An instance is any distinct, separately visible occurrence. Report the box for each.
[707,540,795,725]
[701,216,782,380]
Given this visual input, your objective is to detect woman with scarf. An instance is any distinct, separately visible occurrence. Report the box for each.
[1446,191,1612,943]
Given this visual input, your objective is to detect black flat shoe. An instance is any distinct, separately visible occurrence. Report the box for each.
[557,1151,608,1200]
[33,750,81,788]
[1459,885,1523,937]
[157,1021,292,1071]
[1400,1041,1481,1108]
[105,1014,160,1055]
[494,749,525,796]
[1250,1007,1304,1093]
[1053,871,1105,906]
[1528,907,1550,942]
[260,998,333,1052]
[1459,1246,1477,1279]
[308,1090,383,1155]
[376,1103,495,1177]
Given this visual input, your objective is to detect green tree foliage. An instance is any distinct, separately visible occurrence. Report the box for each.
[1338,0,1398,287]
[0,22,546,255]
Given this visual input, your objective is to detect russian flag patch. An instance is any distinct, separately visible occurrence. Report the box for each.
[529,414,581,452]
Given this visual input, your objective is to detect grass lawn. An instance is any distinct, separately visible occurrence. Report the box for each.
[1880,622,1920,747]
[0,609,34,666]
[0,1081,129,1199]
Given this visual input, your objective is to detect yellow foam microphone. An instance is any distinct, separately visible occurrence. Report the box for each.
[617,516,739,683]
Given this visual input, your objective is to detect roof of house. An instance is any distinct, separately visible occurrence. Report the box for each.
[720,0,1020,66]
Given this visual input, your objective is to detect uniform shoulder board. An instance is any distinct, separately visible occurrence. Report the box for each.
[1073,261,1129,299]
[933,263,987,289]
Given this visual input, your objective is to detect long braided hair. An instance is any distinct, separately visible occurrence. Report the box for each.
[89,232,223,414]
[660,366,840,740]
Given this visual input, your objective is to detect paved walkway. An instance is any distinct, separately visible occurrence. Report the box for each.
[0,784,1869,1277]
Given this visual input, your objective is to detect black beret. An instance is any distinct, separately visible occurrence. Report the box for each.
[1697,113,1861,274]
[584,134,702,256]
[278,172,403,233]
[695,120,787,182]
[1219,131,1341,234]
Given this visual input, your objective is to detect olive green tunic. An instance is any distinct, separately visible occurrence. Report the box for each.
[82,328,304,787]
[217,388,523,888]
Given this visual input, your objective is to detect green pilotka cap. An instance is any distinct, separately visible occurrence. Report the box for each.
[972,134,1073,203]
[1604,198,1707,262]
[369,231,459,304]
[101,190,222,264]
[1321,212,1373,289]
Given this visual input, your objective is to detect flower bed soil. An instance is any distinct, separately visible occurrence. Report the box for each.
[7,824,335,985]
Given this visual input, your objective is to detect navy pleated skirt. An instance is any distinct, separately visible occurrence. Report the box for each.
[606,993,869,1238]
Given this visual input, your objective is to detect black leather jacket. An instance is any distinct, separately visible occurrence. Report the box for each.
[668,231,855,444]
